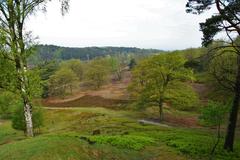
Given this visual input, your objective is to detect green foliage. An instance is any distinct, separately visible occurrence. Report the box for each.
[48,67,78,97]
[184,59,204,72]
[27,69,43,99]
[37,61,59,98]
[32,45,162,63]
[0,105,240,160]
[0,58,17,92]
[137,129,240,160]
[204,45,237,102]
[161,132,240,160]
[130,53,194,110]
[12,105,44,132]
[208,49,236,93]
[86,58,110,89]
[0,92,20,119]
[128,58,137,70]
[166,83,200,111]
[186,0,240,46]
[182,48,207,72]
[87,135,155,150]
[60,59,84,80]
[106,56,123,80]
[199,101,229,126]
[38,61,60,81]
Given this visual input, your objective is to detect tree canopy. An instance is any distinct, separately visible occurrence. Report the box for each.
[186,0,240,46]
[130,53,194,121]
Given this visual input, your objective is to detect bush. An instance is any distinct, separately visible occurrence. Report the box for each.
[12,105,44,133]
[87,135,155,150]
[149,130,240,160]
[199,101,229,127]
[0,92,19,119]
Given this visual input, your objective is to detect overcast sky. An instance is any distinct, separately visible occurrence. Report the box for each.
[26,0,213,50]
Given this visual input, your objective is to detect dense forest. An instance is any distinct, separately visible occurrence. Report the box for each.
[29,45,162,64]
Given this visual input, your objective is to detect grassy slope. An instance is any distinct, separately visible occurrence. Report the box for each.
[0,107,239,160]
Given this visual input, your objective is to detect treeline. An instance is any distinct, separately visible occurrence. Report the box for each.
[29,45,162,65]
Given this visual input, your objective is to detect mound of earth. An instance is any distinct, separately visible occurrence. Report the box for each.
[42,95,129,108]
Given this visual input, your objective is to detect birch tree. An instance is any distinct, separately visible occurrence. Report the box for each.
[0,0,69,137]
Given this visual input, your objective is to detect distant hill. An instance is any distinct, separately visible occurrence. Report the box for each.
[29,45,163,64]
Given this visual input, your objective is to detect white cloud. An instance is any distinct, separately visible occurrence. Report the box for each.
[26,0,214,50]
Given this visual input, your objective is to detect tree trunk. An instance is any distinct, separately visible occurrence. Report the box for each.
[159,98,164,122]
[210,123,221,159]
[23,99,34,137]
[224,55,240,151]
[20,70,34,137]
[16,58,34,137]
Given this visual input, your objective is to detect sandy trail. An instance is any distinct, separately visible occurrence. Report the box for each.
[43,71,131,105]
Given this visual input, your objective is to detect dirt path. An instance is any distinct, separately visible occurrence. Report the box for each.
[138,120,171,128]
[42,74,131,108]
[43,71,131,105]
[190,83,210,104]
[44,107,82,110]
[46,83,129,103]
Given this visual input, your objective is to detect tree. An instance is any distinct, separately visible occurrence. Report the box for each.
[48,67,78,97]
[12,104,44,133]
[199,101,229,159]
[86,58,109,89]
[60,59,84,80]
[208,45,236,95]
[108,56,123,81]
[186,0,240,151]
[128,58,137,70]
[38,60,59,98]
[130,53,193,121]
[0,0,69,137]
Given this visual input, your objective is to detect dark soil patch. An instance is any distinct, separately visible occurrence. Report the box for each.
[165,114,200,128]
[147,114,200,128]
[42,95,129,108]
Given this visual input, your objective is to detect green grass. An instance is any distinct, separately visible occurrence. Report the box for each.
[86,135,155,150]
[140,129,240,160]
[0,121,25,145]
[0,133,187,160]
[0,107,239,160]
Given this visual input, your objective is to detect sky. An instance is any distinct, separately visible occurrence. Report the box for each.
[26,0,214,50]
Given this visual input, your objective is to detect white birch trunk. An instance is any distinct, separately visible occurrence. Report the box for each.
[20,67,34,137]
[24,102,34,137]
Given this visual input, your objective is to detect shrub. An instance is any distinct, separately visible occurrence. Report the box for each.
[199,101,229,127]
[87,135,155,150]
[151,130,240,160]
[12,105,44,133]
[0,92,20,119]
